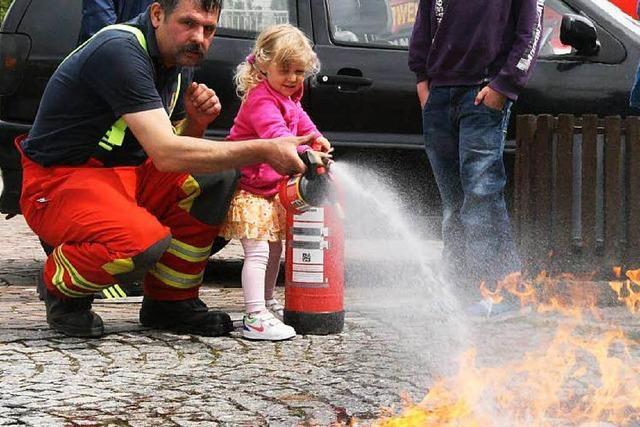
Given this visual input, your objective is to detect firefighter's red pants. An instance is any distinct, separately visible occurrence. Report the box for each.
[19,144,237,301]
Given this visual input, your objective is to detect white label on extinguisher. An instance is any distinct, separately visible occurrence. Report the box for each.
[292,224,322,240]
[293,248,323,264]
[293,234,322,242]
[294,207,324,222]
[292,222,323,231]
[292,263,323,272]
[291,207,327,285]
[292,272,324,283]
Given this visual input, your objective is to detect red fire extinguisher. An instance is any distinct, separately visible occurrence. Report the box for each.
[278,146,344,335]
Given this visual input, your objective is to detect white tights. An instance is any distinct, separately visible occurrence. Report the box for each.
[240,238,283,314]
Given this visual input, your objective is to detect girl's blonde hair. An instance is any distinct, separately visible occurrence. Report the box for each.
[234,24,320,101]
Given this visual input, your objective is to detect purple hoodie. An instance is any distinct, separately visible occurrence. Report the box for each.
[408,0,544,100]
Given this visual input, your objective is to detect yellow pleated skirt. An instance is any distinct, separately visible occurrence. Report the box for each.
[218,189,287,242]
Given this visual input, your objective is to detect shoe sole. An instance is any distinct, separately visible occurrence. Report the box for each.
[40,272,104,338]
[241,335,296,341]
[141,320,234,337]
[48,320,104,338]
[242,330,296,341]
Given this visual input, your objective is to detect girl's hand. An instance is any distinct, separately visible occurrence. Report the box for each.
[313,137,333,153]
[312,151,333,168]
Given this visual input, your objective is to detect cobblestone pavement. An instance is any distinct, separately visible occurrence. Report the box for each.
[2,215,640,426]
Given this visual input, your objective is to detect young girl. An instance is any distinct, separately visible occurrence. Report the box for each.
[219,24,331,341]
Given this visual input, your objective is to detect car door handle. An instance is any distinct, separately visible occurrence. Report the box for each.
[316,75,372,88]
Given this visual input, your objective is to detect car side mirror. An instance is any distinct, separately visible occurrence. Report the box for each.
[560,14,600,56]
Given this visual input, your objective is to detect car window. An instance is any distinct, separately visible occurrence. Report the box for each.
[539,0,573,57]
[217,0,296,38]
[327,0,418,49]
[588,0,640,37]
[17,0,81,56]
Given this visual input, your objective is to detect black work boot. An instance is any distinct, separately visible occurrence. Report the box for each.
[139,297,233,336]
[37,271,104,338]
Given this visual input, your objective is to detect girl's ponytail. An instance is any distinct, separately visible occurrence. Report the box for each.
[234,53,263,101]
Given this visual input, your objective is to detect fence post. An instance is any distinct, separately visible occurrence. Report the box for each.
[514,114,640,278]
[603,116,623,272]
[530,115,554,271]
[552,114,574,272]
[515,115,537,266]
[580,115,599,271]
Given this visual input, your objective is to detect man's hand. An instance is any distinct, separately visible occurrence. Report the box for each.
[263,134,334,175]
[184,82,222,128]
[417,80,430,108]
[475,86,507,111]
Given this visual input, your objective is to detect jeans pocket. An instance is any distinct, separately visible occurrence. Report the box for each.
[422,87,448,133]
[479,99,505,116]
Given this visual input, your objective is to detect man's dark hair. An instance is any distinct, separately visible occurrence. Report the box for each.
[157,0,223,15]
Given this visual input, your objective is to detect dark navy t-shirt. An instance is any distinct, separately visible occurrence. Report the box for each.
[22,12,190,167]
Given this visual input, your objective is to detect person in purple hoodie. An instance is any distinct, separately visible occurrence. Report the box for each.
[409,0,544,316]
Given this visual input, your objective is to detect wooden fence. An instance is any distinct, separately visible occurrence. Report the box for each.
[514,114,640,278]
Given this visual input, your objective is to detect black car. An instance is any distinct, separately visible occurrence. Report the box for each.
[0,0,639,221]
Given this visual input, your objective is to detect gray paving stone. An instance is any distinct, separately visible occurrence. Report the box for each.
[16,415,67,427]
[2,211,640,425]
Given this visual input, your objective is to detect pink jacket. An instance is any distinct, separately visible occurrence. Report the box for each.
[228,80,322,197]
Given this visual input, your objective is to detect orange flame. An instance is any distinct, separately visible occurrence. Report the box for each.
[375,324,640,426]
[373,270,640,427]
[613,266,622,279]
[607,268,640,314]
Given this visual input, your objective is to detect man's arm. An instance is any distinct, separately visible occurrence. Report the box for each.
[408,0,432,107]
[78,0,117,44]
[408,0,432,82]
[488,0,544,101]
[123,108,309,175]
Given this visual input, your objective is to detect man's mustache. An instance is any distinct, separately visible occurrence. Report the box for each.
[179,43,205,57]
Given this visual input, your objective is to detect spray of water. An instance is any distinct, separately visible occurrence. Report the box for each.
[330,161,471,377]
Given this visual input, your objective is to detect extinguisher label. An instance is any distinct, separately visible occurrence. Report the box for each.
[292,226,322,236]
[293,234,322,243]
[292,272,325,284]
[293,223,325,239]
[292,264,323,272]
[292,241,325,249]
[293,248,324,264]
[290,207,327,286]
[294,208,324,222]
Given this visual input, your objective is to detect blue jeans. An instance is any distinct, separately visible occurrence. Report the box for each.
[423,85,521,290]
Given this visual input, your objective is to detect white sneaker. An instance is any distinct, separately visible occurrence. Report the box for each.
[242,311,296,341]
[266,298,285,321]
